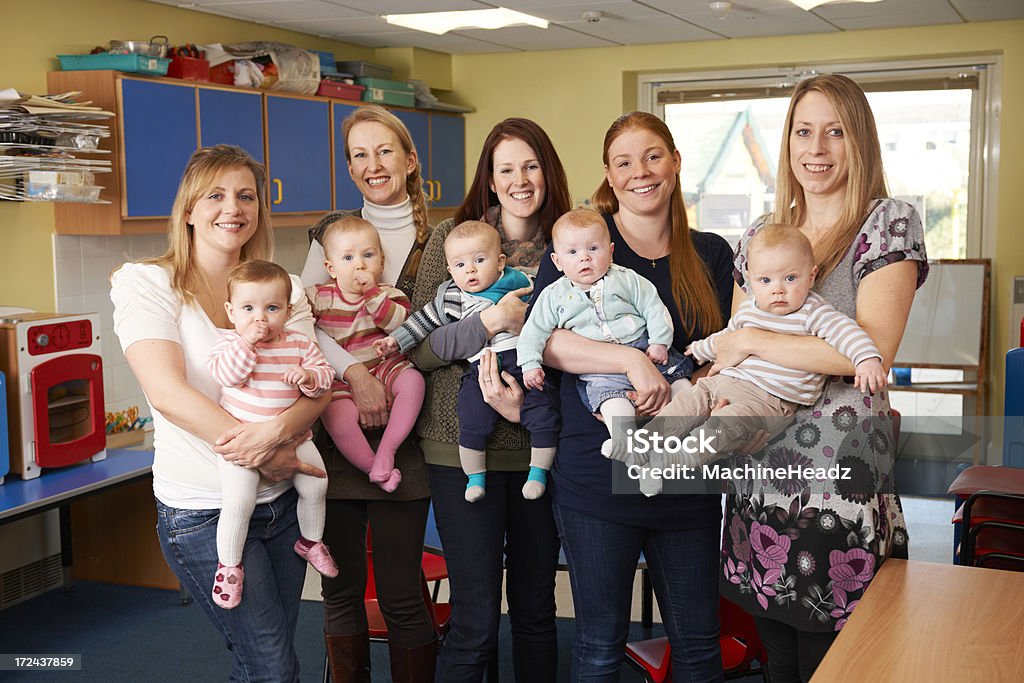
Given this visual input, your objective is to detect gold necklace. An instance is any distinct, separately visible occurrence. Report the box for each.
[200,272,226,327]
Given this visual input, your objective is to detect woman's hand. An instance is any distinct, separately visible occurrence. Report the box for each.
[625,347,671,415]
[213,420,286,467]
[479,286,533,337]
[344,363,389,429]
[256,440,327,483]
[478,349,524,423]
[707,328,755,376]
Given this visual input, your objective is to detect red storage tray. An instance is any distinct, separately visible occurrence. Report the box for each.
[167,56,210,82]
[317,81,365,100]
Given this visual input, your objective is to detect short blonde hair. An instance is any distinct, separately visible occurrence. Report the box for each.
[227,260,292,300]
[322,216,381,253]
[444,220,501,257]
[747,224,815,268]
[551,207,607,246]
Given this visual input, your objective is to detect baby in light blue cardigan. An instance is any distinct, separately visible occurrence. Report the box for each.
[517,208,693,464]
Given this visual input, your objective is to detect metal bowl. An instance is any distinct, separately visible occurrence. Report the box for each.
[109,35,169,58]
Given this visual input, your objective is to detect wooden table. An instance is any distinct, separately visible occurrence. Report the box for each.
[812,559,1024,682]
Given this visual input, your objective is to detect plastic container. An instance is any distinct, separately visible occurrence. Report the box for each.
[316,81,365,100]
[337,60,394,79]
[315,50,337,73]
[167,55,210,82]
[355,77,415,107]
[58,53,170,76]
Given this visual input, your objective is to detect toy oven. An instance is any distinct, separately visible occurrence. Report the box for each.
[0,312,106,480]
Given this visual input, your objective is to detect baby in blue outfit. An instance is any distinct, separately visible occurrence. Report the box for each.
[517,208,692,472]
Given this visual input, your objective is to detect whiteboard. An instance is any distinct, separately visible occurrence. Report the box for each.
[894,260,988,367]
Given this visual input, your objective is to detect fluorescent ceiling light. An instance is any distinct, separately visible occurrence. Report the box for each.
[789,0,882,10]
[384,8,549,35]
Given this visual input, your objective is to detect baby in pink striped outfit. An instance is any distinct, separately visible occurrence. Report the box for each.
[306,217,425,494]
[208,260,338,609]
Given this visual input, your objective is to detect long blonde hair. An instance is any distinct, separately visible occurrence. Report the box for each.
[592,112,722,336]
[341,105,430,243]
[774,74,888,281]
[142,145,272,304]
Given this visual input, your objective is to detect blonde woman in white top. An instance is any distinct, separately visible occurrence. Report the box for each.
[111,145,328,682]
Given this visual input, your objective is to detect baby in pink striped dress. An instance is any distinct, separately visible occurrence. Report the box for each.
[306,217,425,493]
[208,260,339,610]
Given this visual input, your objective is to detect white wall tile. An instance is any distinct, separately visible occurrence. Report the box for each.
[56,296,85,314]
[53,257,84,296]
[53,235,81,261]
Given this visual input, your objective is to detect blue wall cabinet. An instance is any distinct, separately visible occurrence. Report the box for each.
[119,79,198,218]
[199,87,264,163]
[429,114,465,209]
[392,110,464,208]
[266,95,331,214]
[332,102,362,211]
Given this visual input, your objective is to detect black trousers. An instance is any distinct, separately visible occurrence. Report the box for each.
[754,616,838,683]
[320,497,435,648]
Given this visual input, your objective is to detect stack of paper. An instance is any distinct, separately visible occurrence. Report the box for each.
[0,89,111,203]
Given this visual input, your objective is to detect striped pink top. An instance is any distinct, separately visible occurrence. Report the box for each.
[208,330,334,423]
[689,292,881,405]
[305,282,411,368]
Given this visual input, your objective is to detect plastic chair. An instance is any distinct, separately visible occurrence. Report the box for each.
[948,466,1024,568]
[624,597,769,682]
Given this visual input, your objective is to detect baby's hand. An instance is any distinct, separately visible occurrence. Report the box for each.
[242,320,270,346]
[523,368,546,392]
[353,270,376,292]
[283,366,313,388]
[646,344,668,365]
[684,345,694,356]
[854,357,887,393]
[373,336,398,359]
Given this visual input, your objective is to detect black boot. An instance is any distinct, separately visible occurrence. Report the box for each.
[324,631,371,683]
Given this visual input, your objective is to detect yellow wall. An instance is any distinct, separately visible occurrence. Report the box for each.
[0,0,371,312]
[452,20,1024,415]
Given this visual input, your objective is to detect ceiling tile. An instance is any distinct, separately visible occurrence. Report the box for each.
[455,23,619,50]
[327,0,491,12]
[949,0,1024,22]
[200,0,369,23]
[814,0,961,23]
[563,14,724,45]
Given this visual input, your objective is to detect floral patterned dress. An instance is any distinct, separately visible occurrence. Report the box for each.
[720,198,928,632]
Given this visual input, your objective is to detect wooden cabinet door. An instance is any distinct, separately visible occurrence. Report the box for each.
[428,114,465,208]
[119,79,197,218]
[332,102,362,210]
[265,95,331,214]
[198,87,264,163]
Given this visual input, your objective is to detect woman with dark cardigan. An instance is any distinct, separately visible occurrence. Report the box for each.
[301,105,435,683]
[410,118,572,682]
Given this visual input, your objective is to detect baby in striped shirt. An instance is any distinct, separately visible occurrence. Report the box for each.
[208,260,338,609]
[306,217,424,494]
[642,224,887,494]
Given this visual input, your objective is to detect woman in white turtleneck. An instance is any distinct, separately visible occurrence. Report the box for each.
[301,106,436,682]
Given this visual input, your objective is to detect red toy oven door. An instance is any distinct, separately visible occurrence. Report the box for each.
[30,353,105,468]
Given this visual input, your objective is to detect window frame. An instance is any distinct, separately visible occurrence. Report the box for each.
[637,55,1002,259]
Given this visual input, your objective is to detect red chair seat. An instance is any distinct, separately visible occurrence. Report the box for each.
[625,637,671,682]
[948,465,1024,497]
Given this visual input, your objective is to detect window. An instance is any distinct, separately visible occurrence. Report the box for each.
[639,57,1000,259]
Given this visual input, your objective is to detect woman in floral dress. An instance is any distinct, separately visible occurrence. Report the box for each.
[714,74,928,682]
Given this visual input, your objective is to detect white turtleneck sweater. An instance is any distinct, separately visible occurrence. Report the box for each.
[300,197,418,378]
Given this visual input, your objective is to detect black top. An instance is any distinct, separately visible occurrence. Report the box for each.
[531,213,734,529]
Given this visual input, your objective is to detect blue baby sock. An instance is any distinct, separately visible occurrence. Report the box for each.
[527,466,547,485]
[467,473,486,491]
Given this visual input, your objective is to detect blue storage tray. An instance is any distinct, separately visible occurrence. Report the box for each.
[58,53,171,76]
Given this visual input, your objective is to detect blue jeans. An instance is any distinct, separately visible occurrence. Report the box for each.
[553,501,723,683]
[429,464,560,683]
[155,487,307,682]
